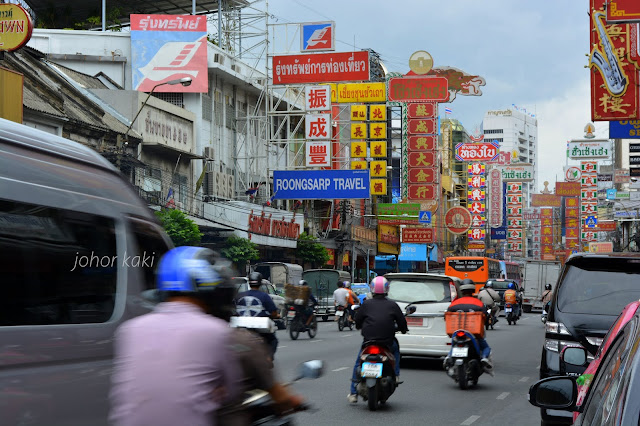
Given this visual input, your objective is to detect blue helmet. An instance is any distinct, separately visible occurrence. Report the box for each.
[507,282,515,289]
[157,246,225,293]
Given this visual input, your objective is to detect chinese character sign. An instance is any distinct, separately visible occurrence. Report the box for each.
[488,169,503,228]
[507,181,524,256]
[306,113,331,139]
[350,105,367,121]
[305,85,331,111]
[306,141,330,167]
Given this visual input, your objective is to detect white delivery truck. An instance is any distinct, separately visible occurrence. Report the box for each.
[521,259,561,312]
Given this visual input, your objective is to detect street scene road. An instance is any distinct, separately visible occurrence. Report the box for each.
[276,313,542,426]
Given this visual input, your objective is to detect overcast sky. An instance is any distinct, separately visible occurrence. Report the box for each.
[266,0,610,192]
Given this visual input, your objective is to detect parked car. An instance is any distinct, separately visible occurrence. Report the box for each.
[385,273,461,358]
[0,117,173,424]
[539,252,640,425]
[529,300,640,425]
[232,277,287,320]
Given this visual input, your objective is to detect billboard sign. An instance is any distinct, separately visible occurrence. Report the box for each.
[305,113,331,139]
[556,181,581,196]
[531,194,561,207]
[402,228,434,243]
[305,141,331,167]
[131,14,208,93]
[606,0,640,22]
[455,141,500,161]
[300,21,335,51]
[305,85,331,111]
[387,77,449,102]
[498,164,534,181]
[568,139,611,159]
[609,120,640,138]
[444,206,472,234]
[491,227,507,240]
[0,4,34,52]
[272,169,370,199]
[273,51,369,85]
[377,203,420,216]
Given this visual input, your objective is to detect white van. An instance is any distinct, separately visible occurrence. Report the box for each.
[0,118,173,425]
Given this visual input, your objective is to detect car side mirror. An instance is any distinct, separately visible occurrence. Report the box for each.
[519,287,524,293]
[406,305,417,316]
[528,377,577,411]
[297,360,324,380]
[561,346,588,367]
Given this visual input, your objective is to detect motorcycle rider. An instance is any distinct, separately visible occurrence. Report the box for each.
[333,280,355,321]
[503,282,521,318]
[444,279,493,373]
[477,281,500,324]
[298,280,318,329]
[236,272,281,357]
[347,276,408,404]
[344,281,358,324]
[541,283,553,314]
[110,246,303,426]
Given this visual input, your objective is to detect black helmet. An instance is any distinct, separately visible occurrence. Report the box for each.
[248,272,263,286]
[460,278,475,293]
[545,283,552,290]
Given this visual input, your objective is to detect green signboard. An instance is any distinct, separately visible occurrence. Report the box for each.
[377,203,421,217]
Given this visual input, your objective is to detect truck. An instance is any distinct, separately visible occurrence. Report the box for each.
[251,262,303,294]
[302,269,351,321]
[521,259,561,312]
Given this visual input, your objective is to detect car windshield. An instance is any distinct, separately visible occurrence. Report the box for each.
[557,260,640,315]
[351,285,369,296]
[387,279,451,304]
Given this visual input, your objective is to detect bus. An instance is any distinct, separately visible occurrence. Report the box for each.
[444,256,502,294]
[500,261,523,288]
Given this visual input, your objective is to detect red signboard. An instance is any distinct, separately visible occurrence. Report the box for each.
[272,51,370,85]
[408,118,437,135]
[402,228,434,243]
[408,168,437,184]
[487,151,511,166]
[444,206,472,234]
[556,181,581,197]
[408,152,436,168]
[388,77,449,102]
[597,221,617,231]
[455,142,499,161]
[408,135,436,151]
[408,184,437,201]
[607,0,640,22]
[531,194,561,207]
[407,102,437,118]
[590,0,639,120]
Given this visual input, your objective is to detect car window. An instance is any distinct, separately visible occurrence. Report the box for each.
[261,284,274,295]
[0,199,117,325]
[557,262,640,315]
[487,280,514,291]
[387,279,450,303]
[128,218,171,292]
[580,318,639,424]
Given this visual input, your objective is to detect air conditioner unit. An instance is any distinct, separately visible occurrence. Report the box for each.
[204,146,215,159]
[218,173,228,198]
[205,171,216,195]
[206,161,217,172]
[227,175,235,199]
[214,53,225,65]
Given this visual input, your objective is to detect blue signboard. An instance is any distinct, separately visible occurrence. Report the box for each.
[419,211,432,224]
[607,188,617,200]
[301,22,335,51]
[399,244,427,261]
[609,121,640,139]
[491,227,507,240]
[585,216,597,228]
[272,169,370,200]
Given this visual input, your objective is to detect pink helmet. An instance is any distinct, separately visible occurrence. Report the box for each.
[370,276,389,295]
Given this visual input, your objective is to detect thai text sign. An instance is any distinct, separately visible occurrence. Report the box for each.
[589,242,614,253]
[402,228,434,243]
[556,182,581,196]
[455,142,499,161]
[531,194,561,207]
[248,211,301,240]
[305,141,331,167]
[325,82,386,103]
[498,164,534,182]
[273,51,369,85]
[131,14,208,93]
[607,0,640,22]
[378,203,420,216]
[272,169,370,200]
[387,77,448,102]
[609,120,640,138]
[615,168,630,183]
[0,4,33,52]
[568,139,611,159]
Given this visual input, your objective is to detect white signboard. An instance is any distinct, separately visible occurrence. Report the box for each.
[305,141,331,167]
[305,113,331,140]
[498,164,534,182]
[305,85,331,111]
[568,139,611,159]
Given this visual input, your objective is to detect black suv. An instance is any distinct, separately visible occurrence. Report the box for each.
[539,253,640,425]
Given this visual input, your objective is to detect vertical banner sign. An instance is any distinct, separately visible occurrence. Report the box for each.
[525,208,542,260]
[131,15,208,93]
[589,0,640,121]
[407,103,438,202]
[467,163,486,252]
[506,182,524,256]
[581,161,598,246]
[565,197,581,250]
[540,208,554,259]
[489,168,503,228]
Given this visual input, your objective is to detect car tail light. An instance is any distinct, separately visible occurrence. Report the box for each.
[546,322,571,335]
[545,338,585,353]
[450,281,457,301]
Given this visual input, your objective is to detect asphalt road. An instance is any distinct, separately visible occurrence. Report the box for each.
[274,312,546,426]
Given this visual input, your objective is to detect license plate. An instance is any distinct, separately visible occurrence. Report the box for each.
[505,307,512,313]
[406,317,424,327]
[361,362,383,378]
[336,311,344,317]
[287,311,296,318]
[451,346,469,357]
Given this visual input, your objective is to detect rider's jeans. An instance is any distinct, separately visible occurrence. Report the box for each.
[350,340,400,395]
[476,337,491,359]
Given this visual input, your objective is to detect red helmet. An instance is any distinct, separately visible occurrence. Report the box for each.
[370,276,389,295]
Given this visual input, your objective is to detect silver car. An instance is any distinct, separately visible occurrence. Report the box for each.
[386,273,461,358]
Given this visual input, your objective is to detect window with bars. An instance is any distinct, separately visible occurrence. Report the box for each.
[202,94,212,121]
[152,92,184,108]
[225,98,235,130]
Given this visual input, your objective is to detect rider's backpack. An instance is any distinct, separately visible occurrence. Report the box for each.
[504,289,517,304]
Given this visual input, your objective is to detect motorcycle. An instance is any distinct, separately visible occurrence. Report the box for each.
[217,360,323,425]
[230,315,278,356]
[505,303,517,325]
[445,329,484,390]
[355,305,416,411]
[336,305,352,331]
[541,301,550,324]
[287,303,317,340]
[485,307,495,330]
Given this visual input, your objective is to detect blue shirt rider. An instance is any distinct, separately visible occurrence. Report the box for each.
[236,272,279,356]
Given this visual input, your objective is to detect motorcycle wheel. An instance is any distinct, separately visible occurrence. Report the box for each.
[338,314,345,331]
[289,318,300,340]
[308,316,317,338]
[367,385,378,411]
[458,364,468,390]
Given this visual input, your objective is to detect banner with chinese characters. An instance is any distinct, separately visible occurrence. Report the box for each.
[306,141,331,167]
[581,161,598,246]
[468,163,486,252]
[488,168,503,228]
[406,103,439,202]
[565,197,581,250]
[607,0,640,23]
[540,208,554,259]
[524,208,541,259]
[305,85,331,111]
[306,113,331,139]
[589,0,640,121]
[506,182,524,256]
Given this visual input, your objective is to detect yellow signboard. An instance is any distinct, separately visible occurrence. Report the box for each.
[337,82,387,103]
[350,105,367,121]
[370,160,387,177]
[370,141,387,157]
[377,224,399,255]
[371,178,387,195]
[351,160,368,170]
[0,67,23,123]
[350,141,367,158]
[0,4,34,52]
[369,104,386,121]
[351,123,367,139]
[369,122,387,139]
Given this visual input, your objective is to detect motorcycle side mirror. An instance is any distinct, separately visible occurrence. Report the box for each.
[406,305,417,315]
[297,360,324,380]
[519,287,524,292]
